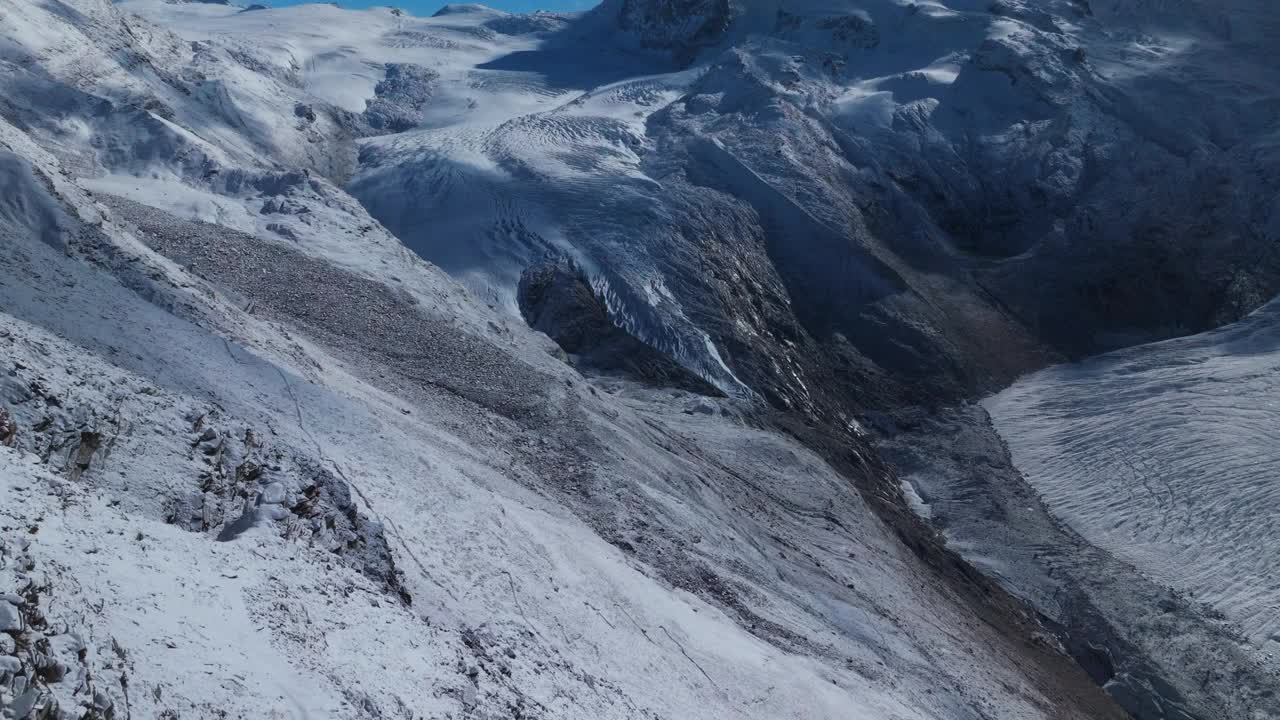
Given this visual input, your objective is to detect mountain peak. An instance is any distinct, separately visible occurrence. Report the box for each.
[432,2,503,16]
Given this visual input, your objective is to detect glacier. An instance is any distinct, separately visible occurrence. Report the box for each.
[988,298,1280,660]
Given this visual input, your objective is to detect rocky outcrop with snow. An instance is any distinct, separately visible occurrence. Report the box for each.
[610,0,731,56]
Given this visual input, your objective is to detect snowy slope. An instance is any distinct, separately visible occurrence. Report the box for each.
[0,0,1130,718]
[0,99,1075,720]
[988,298,1280,655]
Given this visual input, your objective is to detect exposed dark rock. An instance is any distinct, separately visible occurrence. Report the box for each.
[431,4,491,17]
[485,11,569,36]
[611,0,732,60]
[0,408,15,447]
[363,64,438,133]
[164,412,411,603]
[517,258,724,396]
[65,430,101,482]
[265,222,298,240]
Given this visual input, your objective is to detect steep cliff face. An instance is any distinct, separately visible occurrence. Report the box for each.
[517,258,725,394]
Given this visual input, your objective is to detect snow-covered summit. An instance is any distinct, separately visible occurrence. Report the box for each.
[433,3,503,16]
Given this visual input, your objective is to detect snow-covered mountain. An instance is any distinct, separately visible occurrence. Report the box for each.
[335,0,1280,413]
[0,0,1276,717]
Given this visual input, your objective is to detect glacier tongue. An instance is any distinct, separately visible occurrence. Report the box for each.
[988,298,1280,652]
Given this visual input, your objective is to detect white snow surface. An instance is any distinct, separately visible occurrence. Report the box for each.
[987,299,1280,655]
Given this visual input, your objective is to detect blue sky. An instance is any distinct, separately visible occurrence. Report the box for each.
[266,0,598,14]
